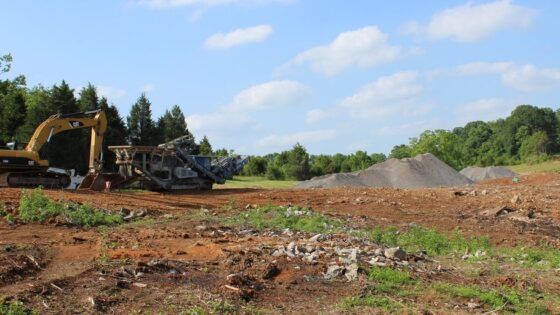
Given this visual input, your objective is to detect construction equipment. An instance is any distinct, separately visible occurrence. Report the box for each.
[0,110,107,188]
[108,136,248,191]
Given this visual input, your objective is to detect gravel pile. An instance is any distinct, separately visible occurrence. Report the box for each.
[460,166,517,182]
[297,153,472,189]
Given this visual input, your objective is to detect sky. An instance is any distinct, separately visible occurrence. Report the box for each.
[2,0,559,155]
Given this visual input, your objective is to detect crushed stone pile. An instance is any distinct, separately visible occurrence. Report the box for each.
[296,153,473,189]
[460,166,517,182]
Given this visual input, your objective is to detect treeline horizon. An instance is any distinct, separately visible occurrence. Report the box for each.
[2,54,559,180]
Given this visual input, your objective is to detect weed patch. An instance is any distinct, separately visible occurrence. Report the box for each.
[0,298,36,315]
[340,295,402,312]
[17,188,122,228]
[228,204,341,233]
[360,226,491,256]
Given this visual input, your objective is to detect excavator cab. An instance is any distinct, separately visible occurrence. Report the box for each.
[0,110,107,189]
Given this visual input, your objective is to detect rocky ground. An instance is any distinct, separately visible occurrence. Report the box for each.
[1,173,560,314]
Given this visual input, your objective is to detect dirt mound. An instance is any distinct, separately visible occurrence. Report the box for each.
[460,166,517,182]
[297,153,472,189]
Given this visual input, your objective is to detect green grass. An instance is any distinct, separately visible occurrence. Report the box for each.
[227,204,341,233]
[356,226,491,257]
[339,295,403,312]
[508,159,560,174]
[501,246,560,269]
[218,176,297,189]
[0,298,36,315]
[17,188,123,228]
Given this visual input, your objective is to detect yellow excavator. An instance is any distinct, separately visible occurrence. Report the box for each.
[0,110,107,188]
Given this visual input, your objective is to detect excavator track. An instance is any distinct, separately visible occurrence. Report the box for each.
[2,171,70,188]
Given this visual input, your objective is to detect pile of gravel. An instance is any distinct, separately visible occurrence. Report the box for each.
[459,166,517,182]
[296,153,472,189]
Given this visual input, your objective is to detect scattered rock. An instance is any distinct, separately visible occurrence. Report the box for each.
[345,263,359,281]
[308,234,326,242]
[384,247,406,261]
[481,206,516,217]
[511,195,521,204]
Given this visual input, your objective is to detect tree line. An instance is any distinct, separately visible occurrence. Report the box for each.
[388,105,560,170]
[2,54,559,180]
[0,54,218,174]
[242,105,560,181]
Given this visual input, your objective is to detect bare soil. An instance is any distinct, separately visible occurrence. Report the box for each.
[1,173,560,314]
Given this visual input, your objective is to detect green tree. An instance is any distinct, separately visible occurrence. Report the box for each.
[199,136,213,155]
[0,75,27,143]
[242,156,268,176]
[280,143,311,180]
[0,53,12,75]
[127,93,156,145]
[519,131,549,162]
[389,144,412,159]
[45,81,88,173]
[98,97,127,170]
[78,83,99,111]
[409,130,462,169]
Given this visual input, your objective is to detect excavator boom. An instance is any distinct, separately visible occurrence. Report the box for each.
[0,110,107,188]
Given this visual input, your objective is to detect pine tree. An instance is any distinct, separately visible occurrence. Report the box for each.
[99,97,127,170]
[46,81,88,173]
[78,83,99,111]
[199,136,213,155]
[127,93,156,145]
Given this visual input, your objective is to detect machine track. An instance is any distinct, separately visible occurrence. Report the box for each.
[1,171,70,188]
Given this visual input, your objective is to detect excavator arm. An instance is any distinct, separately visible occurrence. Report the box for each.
[25,110,107,170]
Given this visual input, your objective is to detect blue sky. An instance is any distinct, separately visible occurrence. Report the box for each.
[2,0,559,155]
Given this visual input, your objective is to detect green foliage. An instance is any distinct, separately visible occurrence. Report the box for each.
[198,136,213,155]
[127,93,156,145]
[0,298,35,315]
[229,204,340,233]
[434,283,526,310]
[99,97,128,171]
[368,267,414,286]
[265,164,284,180]
[0,53,13,74]
[339,295,401,311]
[503,246,560,269]
[361,226,491,256]
[241,157,268,176]
[17,188,122,228]
[389,144,412,159]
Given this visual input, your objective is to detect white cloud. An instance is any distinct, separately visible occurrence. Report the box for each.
[142,84,155,93]
[455,98,515,123]
[501,64,560,92]
[340,71,429,119]
[186,80,310,135]
[187,9,203,23]
[137,0,292,9]
[377,120,434,136]
[305,109,327,124]
[440,62,560,92]
[279,26,401,76]
[97,85,127,100]
[186,112,252,133]
[204,25,274,49]
[226,80,310,112]
[256,130,336,147]
[402,0,538,42]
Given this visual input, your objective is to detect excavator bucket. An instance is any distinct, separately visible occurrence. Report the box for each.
[78,173,106,191]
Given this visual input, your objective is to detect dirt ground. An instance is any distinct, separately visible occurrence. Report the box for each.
[1,173,560,314]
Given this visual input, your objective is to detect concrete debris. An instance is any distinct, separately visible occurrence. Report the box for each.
[384,247,407,261]
[308,234,326,242]
[481,206,516,217]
